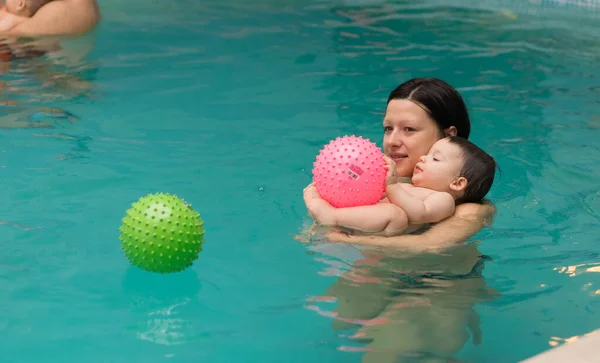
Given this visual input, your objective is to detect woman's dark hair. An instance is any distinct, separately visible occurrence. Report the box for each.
[387,78,471,139]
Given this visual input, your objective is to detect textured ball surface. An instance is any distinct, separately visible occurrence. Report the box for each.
[119,193,205,274]
[312,135,386,208]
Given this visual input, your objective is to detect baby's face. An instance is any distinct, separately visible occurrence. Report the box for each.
[411,138,464,192]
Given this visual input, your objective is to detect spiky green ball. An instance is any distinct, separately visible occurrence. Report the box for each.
[119,193,205,274]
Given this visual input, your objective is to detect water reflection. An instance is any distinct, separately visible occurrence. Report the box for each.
[0,106,78,129]
[548,330,599,347]
[307,242,499,362]
[0,34,98,129]
[122,267,202,346]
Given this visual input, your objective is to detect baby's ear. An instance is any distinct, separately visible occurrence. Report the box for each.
[450,176,468,192]
[16,0,27,11]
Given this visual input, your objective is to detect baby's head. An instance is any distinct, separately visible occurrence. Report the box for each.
[411,137,497,204]
[5,0,52,17]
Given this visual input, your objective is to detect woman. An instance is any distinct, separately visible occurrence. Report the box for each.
[304,78,499,361]
[304,77,496,251]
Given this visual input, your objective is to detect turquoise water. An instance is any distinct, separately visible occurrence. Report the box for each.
[1,0,599,362]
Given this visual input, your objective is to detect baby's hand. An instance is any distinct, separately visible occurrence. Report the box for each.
[382,155,397,185]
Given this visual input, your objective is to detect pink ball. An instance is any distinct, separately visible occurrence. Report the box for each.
[312,135,386,208]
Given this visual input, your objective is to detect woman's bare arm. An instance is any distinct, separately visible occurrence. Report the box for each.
[2,0,100,37]
[325,202,496,252]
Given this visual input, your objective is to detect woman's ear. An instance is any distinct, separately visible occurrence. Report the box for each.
[450,176,468,192]
[445,126,458,137]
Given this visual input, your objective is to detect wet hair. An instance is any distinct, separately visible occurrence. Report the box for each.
[387,78,471,139]
[448,136,497,204]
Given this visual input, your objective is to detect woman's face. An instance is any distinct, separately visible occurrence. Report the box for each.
[383,99,455,177]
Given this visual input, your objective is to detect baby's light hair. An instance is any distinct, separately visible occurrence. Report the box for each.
[447,136,498,204]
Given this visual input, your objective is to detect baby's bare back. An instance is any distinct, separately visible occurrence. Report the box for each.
[378,184,435,235]
[398,183,437,200]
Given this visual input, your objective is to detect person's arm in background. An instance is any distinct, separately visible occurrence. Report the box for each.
[0,0,100,101]
[325,201,496,252]
[1,0,100,37]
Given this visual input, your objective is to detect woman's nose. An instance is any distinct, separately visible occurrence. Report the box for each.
[387,131,402,147]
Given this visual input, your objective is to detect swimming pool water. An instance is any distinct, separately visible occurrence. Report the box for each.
[1,0,599,362]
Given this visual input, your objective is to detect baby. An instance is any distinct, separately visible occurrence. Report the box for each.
[0,0,52,31]
[305,136,497,236]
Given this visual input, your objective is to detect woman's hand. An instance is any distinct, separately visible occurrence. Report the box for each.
[324,202,496,251]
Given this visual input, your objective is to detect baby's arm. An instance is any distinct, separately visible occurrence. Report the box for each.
[380,155,455,224]
[385,183,455,224]
[303,184,409,236]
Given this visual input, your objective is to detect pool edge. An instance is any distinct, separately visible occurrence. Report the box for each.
[520,329,600,363]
